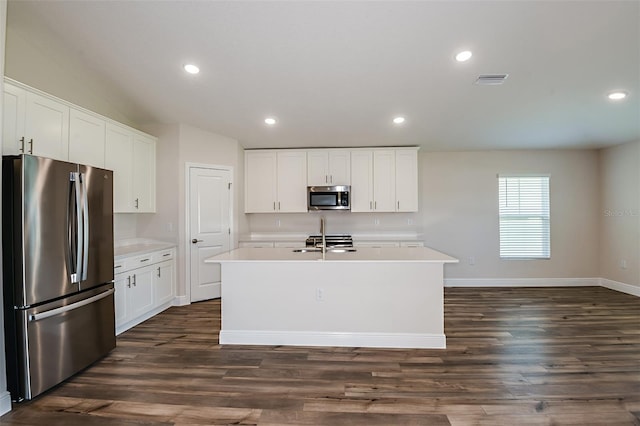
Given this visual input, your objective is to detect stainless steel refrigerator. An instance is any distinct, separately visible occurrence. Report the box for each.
[2,154,116,401]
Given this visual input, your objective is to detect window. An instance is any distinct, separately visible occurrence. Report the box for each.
[498,175,550,259]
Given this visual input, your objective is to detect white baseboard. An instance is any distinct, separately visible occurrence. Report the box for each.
[444,277,600,287]
[173,295,190,306]
[599,278,640,297]
[0,390,12,415]
[220,330,446,349]
[444,277,639,297]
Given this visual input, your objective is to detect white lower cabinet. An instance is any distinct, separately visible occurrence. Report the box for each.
[114,248,175,335]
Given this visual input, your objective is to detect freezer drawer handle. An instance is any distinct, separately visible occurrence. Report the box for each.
[28,289,115,322]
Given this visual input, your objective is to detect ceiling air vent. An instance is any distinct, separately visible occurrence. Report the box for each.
[475,74,509,85]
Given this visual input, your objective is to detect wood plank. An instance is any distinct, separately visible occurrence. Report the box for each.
[0,287,638,425]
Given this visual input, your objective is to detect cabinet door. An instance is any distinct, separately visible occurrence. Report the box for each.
[373,150,396,212]
[395,149,419,212]
[276,151,307,212]
[350,150,374,212]
[2,83,26,155]
[24,91,70,161]
[105,124,134,212]
[307,150,329,186]
[69,108,106,168]
[328,150,351,185]
[129,267,154,319]
[245,151,277,213]
[132,134,156,212]
[114,273,130,327]
[153,260,174,306]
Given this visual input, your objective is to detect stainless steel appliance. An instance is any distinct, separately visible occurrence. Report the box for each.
[306,234,353,248]
[2,155,116,401]
[307,185,350,211]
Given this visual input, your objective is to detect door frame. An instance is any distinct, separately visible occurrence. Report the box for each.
[184,162,234,304]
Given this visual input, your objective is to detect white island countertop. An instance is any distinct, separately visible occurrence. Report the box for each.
[206,246,458,263]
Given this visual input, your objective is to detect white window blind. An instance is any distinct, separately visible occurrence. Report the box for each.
[498,175,550,259]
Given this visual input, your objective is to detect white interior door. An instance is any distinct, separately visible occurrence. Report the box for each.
[189,166,232,302]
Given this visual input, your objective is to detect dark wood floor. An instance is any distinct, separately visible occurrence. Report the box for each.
[1,286,639,425]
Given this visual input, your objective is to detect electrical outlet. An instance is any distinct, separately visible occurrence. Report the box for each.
[620,259,627,269]
[276,219,281,227]
[407,218,413,226]
[316,288,324,301]
[468,256,476,266]
[166,222,173,232]
[374,218,380,226]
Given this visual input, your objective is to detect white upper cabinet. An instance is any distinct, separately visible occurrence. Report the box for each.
[105,124,156,213]
[105,124,134,212]
[3,83,69,161]
[3,83,26,155]
[245,147,417,213]
[350,150,374,212]
[69,108,106,168]
[307,149,350,186]
[245,150,278,213]
[350,147,419,212]
[245,150,307,213]
[3,79,157,214]
[132,133,156,212]
[395,148,419,212]
[372,150,396,212]
[276,151,308,212]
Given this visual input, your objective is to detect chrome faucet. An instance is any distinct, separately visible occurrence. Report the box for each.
[320,217,326,254]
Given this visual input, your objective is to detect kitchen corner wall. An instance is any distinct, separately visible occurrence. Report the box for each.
[136,123,246,301]
[598,140,640,288]
[419,149,601,280]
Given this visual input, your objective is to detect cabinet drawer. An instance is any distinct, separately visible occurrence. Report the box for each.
[151,249,174,263]
[400,241,424,248]
[113,259,126,274]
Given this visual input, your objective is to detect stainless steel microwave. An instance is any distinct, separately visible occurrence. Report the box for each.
[307,185,350,211]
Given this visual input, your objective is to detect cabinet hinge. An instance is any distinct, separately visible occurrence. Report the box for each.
[228,228,231,235]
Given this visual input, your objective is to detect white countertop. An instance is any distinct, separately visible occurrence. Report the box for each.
[114,238,176,259]
[206,246,458,263]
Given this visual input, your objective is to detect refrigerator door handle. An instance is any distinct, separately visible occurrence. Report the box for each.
[69,172,83,283]
[28,289,115,322]
[80,173,90,281]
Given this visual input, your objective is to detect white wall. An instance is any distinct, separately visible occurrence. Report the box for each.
[420,150,600,279]
[598,140,640,287]
[4,11,141,128]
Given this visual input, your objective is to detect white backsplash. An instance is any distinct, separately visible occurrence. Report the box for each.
[246,211,422,236]
[114,214,137,241]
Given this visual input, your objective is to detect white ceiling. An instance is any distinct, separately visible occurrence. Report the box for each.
[6,1,640,151]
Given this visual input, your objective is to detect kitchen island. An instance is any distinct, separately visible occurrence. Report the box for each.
[205,247,458,349]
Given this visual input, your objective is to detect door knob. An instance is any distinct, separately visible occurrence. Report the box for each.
[192,239,203,244]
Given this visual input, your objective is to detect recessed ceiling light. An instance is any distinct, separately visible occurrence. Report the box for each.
[183,64,200,74]
[608,91,627,101]
[264,117,277,125]
[393,116,406,125]
[455,50,473,62]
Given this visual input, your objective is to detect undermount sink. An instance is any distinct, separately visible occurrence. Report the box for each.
[292,248,357,253]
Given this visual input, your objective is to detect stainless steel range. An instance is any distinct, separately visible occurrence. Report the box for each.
[306,234,353,248]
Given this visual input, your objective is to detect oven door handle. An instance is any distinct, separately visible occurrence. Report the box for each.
[28,289,115,322]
